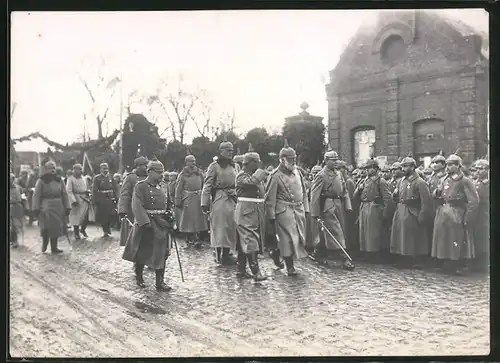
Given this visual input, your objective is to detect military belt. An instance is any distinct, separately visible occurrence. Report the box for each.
[325,196,342,200]
[99,189,114,193]
[444,200,466,208]
[277,200,303,207]
[146,209,168,215]
[184,190,201,194]
[237,197,264,203]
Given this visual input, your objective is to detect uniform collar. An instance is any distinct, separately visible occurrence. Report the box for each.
[450,172,464,181]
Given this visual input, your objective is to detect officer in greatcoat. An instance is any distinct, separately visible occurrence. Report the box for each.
[338,160,358,256]
[353,159,392,262]
[427,152,448,261]
[265,140,309,276]
[390,156,432,268]
[201,139,239,265]
[310,150,354,270]
[118,157,148,223]
[305,164,323,253]
[66,163,91,239]
[234,151,269,281]
[431,153,479,275]
[471,158,489,273]
[122,160,173,291]
[92,163,119,238]
[175,155,208,248]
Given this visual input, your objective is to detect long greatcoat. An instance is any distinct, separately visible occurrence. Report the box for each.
[10,184,24,241]
[305,180,320,249]
[92,173,118,225]
[118,171,147,222]
[122,179,172,269]
[32,174,70,238]
[175,167,208,233]
[431,172,479,260]
[201,160,238,251]
[390,172,432,256]
[354,175,391,252]
[235,168,268,254]
[310,167,352,250]
[265,165,309,259]
[473,178,489,257]
[66,175,90,226]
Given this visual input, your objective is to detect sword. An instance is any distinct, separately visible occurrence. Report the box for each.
[171,222,185,282]
[121,217,133,227]
[316,218,353,262]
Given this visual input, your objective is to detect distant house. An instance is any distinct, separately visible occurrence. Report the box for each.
[326,10,488,167]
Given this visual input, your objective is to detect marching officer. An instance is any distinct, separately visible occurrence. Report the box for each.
[201,138,239,265]
[92,162,119,238]
[310,150,354,270]
[265,140,309,276]
[122,160,173,291]
[118,157,149,223]
[234,151,268,281]
[472,158,489,273]
[431,153,479,275]
[305,164,323,253]
[353,159,392,263]
[390,156,432,268]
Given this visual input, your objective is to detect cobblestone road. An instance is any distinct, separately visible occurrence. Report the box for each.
[9,224,490,358]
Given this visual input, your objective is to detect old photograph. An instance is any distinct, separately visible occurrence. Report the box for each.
[9,9,489,358]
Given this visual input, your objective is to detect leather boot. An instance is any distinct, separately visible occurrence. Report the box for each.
[215,248,222,264]
[80,224,88,238]
[73,225,81,240]
[285,257,297,276]
[270,249,284,269]
[135,263,146,288]
[342,258,355,271]
[237,251,252,279]
[248,253,267,282]
[155,269,172,291]
[42,232,49,253]
[50,238,63,254]
[222,248,237,265]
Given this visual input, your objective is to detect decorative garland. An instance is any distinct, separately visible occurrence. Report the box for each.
[11,130,120,152]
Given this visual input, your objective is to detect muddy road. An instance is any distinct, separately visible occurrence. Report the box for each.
[9,225,490,358]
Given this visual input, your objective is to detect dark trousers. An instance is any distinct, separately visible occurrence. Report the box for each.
[101,223,111,234]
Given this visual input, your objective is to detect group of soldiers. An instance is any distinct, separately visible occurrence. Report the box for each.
[9,138,489,292]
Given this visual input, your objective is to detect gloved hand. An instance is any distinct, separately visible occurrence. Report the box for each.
[118,213,127,220]
[202,205,210,214]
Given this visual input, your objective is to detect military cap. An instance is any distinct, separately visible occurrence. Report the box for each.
[365,159,379,169]
[219,141,234,151]
[134,156,148,166]
[391,161,401,170]
[279,138,296,158]
[185,155,196,163]
[381,165,391,172]
[401,157,416,166]
[243,152,260,164]
[73,163,83,170]
[324,150,339,161]
[446,154,462,165]
[99,162,109,168]
[311,165,322,174]
[147,160,165,173]
[233,155,244,163]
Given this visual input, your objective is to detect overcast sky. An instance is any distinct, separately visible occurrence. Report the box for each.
[11,9,488,151]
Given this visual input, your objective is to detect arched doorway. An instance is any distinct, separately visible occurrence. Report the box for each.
[352,127,376,168]
[413,118,445,167]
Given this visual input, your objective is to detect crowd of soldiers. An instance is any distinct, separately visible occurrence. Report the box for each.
[9,139,489,292]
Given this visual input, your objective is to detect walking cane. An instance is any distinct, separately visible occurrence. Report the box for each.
[171,223,185,282]
[316,218,353,262]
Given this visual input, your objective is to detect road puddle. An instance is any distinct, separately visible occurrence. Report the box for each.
[134,301,167,315]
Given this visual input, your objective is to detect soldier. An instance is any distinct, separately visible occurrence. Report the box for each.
[26,167,39,225]
[390,156,432,268]
[381,165,392,181]
[167,172,178,202]
[338,160,358,256]
[66,163,91,239]
[427,152,447,263]
[175,155,208,248]
[310,150,354,270]
[305,164,323,253]
[472,158,489,273]
[113,173,123,189]
[32,161,71,254]
[118,157,148,223]
[56,166,64,179]
[353,159,392,262]
[92,162,119,238]
[201,139,239,265]
[122,160,173,291]
[265,140,309,276]
[468,162,478,183]
[234,151,269,281]
[384,161,403,256]
[65,169,73,185]
[233,154,244,170]
[423,167,433,183]
[431,153,479,275]
[17,170,30,222]
[10,173,25,248]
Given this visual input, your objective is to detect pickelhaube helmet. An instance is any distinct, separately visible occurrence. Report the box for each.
[446,149,462,165]
[475,158,489,169]
[279,138,296,158]
[431,150,446,164]
[391,161,402,170]
[401,152,416,167]
[219,134,233,151]
[323,145,339,161]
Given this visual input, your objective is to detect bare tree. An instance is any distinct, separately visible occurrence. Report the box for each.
[189,92,214,138]
[76,56,120,140]
[146,74,206,144]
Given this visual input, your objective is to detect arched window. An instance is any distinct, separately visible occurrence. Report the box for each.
[381,34,406,64]
[352,127,376,168]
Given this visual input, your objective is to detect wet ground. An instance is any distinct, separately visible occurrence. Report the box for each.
[10,224,490,358]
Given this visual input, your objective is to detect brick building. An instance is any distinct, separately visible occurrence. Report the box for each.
[325,10,488,167]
